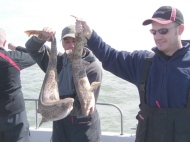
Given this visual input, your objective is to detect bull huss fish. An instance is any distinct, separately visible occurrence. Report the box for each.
[25,30,74,127]
[68,32,101,116]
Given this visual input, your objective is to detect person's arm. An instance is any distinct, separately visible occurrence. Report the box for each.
[25,36,52,72]
[15,46,28,53]
[8,43,28,53]
[7,43,36,69]
[25,27,56,72]
[74,17,152,85]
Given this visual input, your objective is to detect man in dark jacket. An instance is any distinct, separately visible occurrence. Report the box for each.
[25,25,102,142]
[0,28,36,142]
[74,6,190,142]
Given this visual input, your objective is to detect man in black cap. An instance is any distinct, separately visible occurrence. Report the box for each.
[25,25,102,142]
[74,6,190,142]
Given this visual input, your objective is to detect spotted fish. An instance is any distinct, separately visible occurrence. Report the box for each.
[25,30,74,127]
[69,32,101,116]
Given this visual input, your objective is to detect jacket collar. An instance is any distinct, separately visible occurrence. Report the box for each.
[62,47,96,66]
[0,47,5,50]
[152,40,190,59]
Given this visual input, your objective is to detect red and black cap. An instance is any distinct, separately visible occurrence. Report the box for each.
[142,6,184,25]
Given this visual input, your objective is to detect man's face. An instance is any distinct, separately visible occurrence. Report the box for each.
[151,21,180,56]
[62,37,75,51]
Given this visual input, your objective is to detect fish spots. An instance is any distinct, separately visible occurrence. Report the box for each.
[49,94,57,100]
[79,79,86,86]
[78,70,85,76]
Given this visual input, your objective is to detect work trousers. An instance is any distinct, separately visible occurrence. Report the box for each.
[0,110,30,142]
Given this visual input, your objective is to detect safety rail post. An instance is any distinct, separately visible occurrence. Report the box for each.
[24,98,39,129]
[97,102,124,135]
[35,100,38,129]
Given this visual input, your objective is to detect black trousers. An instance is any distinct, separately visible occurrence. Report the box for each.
[0,110,30,142]
[52,110,101,142]
[136,104,190,142]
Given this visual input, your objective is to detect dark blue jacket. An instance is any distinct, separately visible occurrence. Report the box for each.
[87,31,190,108]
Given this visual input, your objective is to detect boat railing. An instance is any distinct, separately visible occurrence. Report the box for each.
[24,98,124,135]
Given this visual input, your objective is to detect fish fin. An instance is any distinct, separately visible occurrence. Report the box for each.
[24,30,41,37]
[90,82,101,92]
[38,117,46,128]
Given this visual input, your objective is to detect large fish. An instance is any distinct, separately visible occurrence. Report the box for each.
[25,30,74,127]
[69,32,101,116]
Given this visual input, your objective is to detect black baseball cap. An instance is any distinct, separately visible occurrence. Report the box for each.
[61,24,87,45]
[61,25,75,39]
[142,6,184,25]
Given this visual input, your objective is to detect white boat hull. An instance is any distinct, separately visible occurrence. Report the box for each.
[29,127,136,142]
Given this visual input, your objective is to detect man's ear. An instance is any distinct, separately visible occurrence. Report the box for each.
[179,24,184,35]
[3,40,6,47]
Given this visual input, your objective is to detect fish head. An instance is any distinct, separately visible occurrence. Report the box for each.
[60,98,74,109]
[65,49,73,60]
[57,98,74,119]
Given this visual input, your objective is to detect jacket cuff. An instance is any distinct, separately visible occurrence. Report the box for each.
[33,36,46,44]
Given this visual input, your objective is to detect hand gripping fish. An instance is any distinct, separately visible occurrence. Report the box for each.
[25,30,74,127]
[68,32,101,116]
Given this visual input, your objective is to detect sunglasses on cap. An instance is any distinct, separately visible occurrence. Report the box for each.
[149,25,179,35]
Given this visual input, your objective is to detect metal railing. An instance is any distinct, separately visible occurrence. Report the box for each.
[24,99,124,135]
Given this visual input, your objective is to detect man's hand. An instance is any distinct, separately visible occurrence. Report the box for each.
[25,28,56,42]
[37,27,56,42]
[71,15,93,39]
[86,94,95,115]
[8,43,17,50]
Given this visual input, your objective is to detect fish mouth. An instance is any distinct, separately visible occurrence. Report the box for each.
[69,105,74,111]
[69,101,74,111]
[67,99,74,112]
